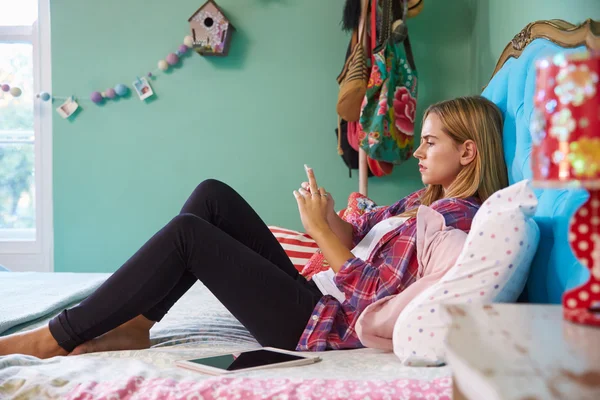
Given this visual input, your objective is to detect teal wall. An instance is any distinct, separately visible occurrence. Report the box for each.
[51,0,495,273]
[472,0,600,90]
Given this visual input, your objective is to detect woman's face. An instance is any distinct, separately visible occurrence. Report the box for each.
[413,113,469,190]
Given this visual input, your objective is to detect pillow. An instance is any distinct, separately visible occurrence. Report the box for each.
[392,180,540,366]
[339,192,382,222]
[268,226,319,272]
[356,205,467,350]
[301,192,382,279]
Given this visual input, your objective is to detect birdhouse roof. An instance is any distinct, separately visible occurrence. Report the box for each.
[188,0,230,22]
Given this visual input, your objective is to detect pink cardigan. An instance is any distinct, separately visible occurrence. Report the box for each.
[355,205,468,350]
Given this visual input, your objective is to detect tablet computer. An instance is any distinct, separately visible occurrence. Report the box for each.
[175,347,321,375]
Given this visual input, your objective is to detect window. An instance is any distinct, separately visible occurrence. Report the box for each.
[0,43,35,238]
[0,0,52,272]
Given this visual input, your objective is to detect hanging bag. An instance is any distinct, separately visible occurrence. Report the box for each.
[358,0,418,165]
[336,0,370,122]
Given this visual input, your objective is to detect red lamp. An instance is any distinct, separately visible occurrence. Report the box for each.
[532,50,600,327]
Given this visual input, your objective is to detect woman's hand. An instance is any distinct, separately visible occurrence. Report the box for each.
[294,165,355,273]
[293,166,331,237]
[300,181,336,220]
[301,176,353,251]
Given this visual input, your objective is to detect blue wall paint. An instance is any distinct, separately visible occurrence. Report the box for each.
[51,0,476,272]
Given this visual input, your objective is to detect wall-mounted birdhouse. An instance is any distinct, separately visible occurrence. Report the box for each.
[188,0,235,57]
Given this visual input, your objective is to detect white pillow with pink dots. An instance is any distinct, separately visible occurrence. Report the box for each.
[392,180,540,366]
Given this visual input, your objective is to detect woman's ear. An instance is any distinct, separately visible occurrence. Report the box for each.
[460,140,477,166]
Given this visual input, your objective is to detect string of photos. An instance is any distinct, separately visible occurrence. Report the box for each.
[0,0,235,121]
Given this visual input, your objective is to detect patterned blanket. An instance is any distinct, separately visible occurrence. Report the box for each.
[0,273,452,399]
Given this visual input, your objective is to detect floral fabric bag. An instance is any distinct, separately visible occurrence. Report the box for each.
[358,0,418,164]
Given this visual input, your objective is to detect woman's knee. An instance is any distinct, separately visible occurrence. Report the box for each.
[193,179,233,200]
[169,213,205,234]
[196,179,226,193]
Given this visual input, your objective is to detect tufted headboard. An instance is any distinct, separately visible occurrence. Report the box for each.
[481,19,600,304]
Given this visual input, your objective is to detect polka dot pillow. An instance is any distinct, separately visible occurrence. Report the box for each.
[392,180,540,366]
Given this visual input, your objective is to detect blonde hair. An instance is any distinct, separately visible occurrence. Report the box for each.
[401,96,509,218]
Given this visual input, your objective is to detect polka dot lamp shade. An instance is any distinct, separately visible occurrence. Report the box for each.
[532,50,600,326]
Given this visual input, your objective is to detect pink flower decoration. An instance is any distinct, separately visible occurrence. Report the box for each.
[368,131,380,147]
[393,86,416,135]
[377,95,388,116]
[368,67,382,88]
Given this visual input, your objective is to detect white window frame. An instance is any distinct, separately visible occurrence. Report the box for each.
[0,0,53,272]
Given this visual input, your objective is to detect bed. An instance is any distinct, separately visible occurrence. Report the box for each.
[0,274,453,399]
[1,19,599,400]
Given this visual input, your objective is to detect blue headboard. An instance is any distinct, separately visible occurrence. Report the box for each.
[481,20,599,303]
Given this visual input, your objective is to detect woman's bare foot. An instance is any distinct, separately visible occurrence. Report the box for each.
[69,315,154,356]
[0,326,68,359]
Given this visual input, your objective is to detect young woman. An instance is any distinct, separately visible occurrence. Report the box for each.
[0,96,508,358]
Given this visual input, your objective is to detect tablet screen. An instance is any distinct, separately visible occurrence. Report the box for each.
[187,349,306,371]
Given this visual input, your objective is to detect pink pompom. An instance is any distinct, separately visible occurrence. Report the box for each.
[105,88,116,99]
[166,53,179,66]
[1,84,10,92]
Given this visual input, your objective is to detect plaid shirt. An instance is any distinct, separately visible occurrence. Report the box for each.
[296,189,481,351]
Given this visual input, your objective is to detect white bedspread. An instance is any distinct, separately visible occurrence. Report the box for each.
[0,272,106,335]
[0,273,452,399]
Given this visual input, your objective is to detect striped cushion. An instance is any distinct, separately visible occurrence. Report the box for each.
[268,226,319,272]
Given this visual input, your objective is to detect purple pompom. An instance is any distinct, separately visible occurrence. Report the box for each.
[166,53,179,66]
[105,88,116,99]
[178,44,189,54]
[147,72,153,78]
[1,84,10,92]
[90,91,103,104]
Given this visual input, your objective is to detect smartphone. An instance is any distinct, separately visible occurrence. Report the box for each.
[174,347,321,375]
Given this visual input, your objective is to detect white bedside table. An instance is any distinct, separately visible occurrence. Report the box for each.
[443,303,600,400]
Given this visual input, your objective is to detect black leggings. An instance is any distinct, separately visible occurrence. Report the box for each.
[49,179,323,352]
